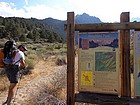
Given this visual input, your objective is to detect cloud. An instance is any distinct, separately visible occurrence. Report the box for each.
[0,2,25,17]
[0,0,140,22]
[23,4,67,20]
[0,2,66,20]
[24,0,28,5]
[65,0,140,22]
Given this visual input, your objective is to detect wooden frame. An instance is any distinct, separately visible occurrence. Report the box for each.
[66,12,140,105]
[67,12,75,105]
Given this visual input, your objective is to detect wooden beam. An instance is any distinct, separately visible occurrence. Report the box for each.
[76,22,140,32]
[65,22,140,32]
[120,12,131,97]
[67,12,75,105]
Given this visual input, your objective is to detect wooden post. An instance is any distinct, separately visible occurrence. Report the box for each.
[67,12,75,105]
[120,12,131,96]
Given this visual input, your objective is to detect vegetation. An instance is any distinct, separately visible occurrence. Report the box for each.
[55,55,67,66]
[0,16,64,43]
[0,40,67,95]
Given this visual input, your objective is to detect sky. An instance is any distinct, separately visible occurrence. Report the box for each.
[0,0,140,22]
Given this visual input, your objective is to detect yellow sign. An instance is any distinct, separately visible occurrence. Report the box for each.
[81,71,93,86]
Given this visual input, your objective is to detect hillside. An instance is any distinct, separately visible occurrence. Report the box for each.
[0,16,64,43]
[41,13,102,40]
[1,13,140,42]
[41,18,66,40]
[0,13,103,42]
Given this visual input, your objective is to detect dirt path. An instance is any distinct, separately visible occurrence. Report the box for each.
[0,56,67,105]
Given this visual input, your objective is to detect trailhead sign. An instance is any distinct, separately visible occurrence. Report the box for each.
[134,31,140,97]
[78,32,120,94]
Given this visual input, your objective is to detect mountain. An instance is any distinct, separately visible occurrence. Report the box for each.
[42,14,140,41]
[75,13,102,23]
[41,13,102,40]
[1,13,139,43]
[41,18,66,40]
[0,17,64,43]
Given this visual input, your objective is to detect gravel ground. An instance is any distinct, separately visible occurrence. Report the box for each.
[0,56,67,105]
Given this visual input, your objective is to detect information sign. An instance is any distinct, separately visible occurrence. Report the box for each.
[78,32,120,94]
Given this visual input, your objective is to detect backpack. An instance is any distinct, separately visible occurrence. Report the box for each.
[0,48,4,67]
[2,40,17,66]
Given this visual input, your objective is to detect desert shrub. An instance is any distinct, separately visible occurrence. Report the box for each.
[25,50,38,73]
[54,43,63,49]
[46,46,54,51]
[63,44,67,49]
[25,57,35,69]
[0,68,9,92]
[0,43,4,48]
[0,39,7,48]
[59,48,67,54]
[50,66,67,90]
[36,47,48,56]
[55,55,66,66]
[25,66,67,104]
[54,45,61,49]
[27,53,37,60]
[0,68,5,75]
[26,50,38,61]
[26,49,36,55]
[0,76,9,92]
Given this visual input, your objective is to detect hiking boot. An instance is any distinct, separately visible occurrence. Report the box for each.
[2,100,11,105]
[7,103,11,105]
[2,100,7,105]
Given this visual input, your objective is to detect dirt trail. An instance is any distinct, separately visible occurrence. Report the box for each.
[0,56,66,105]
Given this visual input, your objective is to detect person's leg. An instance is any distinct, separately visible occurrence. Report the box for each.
[2,100,8,105]
[7,83,17,104]
[4,66,19,104]
[2,69,10,104]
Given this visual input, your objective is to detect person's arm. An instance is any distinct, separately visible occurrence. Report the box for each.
[20,59,26,68]
[19,51,26,69]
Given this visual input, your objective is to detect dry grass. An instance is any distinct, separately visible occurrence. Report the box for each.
[55,55,67,66]
[5,55,68,104]
[0,76,9,93]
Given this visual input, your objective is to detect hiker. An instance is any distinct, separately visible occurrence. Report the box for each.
[3,44,28,105]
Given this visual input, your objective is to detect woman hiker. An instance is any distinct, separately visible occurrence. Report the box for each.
[2,44,28,105]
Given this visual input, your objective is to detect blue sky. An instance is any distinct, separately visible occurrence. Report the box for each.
[0,0,140,22]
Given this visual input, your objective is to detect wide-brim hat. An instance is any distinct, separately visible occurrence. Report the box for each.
[18,45,28,51]
[22,45,28,51]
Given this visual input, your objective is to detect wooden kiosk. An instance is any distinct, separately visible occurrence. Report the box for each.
[66,12,140,105]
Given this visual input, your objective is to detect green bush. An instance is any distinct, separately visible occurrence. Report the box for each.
[25,50,38,71]
[26,57,35,69]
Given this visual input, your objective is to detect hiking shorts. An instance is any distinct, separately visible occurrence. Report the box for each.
[5,65,20,83]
